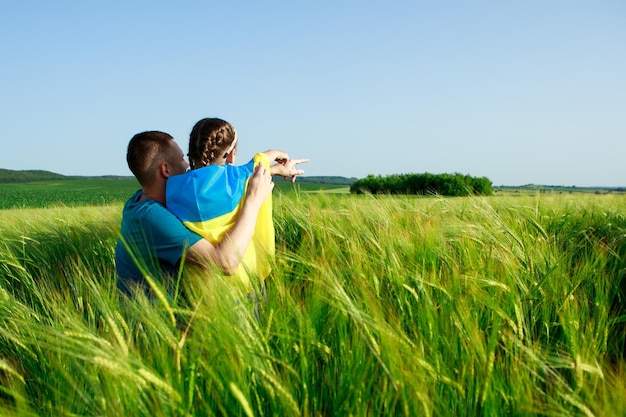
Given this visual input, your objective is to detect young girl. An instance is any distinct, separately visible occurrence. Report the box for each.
[165,118,307,294]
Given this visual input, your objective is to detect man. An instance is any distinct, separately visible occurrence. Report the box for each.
[114,130,274,296]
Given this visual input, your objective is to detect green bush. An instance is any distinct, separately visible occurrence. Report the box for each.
[350,173,493,196]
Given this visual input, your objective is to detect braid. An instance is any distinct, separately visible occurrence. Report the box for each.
[188,118,236,169]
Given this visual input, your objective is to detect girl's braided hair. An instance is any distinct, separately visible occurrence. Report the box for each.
[188,118,236,169]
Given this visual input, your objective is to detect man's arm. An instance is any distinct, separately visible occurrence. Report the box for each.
[185,163,274,275]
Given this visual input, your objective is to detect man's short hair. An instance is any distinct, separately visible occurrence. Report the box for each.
[127,131,174,186]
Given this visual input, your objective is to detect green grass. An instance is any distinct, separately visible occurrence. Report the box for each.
[0,179,346,209]
[0,180,140,209]
[0,193,624,416]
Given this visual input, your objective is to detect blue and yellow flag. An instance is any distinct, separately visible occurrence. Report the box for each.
[165,153,274,293]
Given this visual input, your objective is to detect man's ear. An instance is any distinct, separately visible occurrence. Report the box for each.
[159,162,171,178]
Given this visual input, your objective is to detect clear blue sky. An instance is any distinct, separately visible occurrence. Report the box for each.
[1,1,624,186]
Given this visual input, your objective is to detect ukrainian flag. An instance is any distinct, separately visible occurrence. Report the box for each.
[165,153,274,293]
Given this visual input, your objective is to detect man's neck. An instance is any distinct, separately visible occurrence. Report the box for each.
[139,185,166,204]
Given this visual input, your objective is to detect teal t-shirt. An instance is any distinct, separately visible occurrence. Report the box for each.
[115,190,203,295]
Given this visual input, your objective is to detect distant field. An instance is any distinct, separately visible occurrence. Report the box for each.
[0,179,140,209]
[4,178,625,210]
[494,185,626,195]
[0,178,349,209]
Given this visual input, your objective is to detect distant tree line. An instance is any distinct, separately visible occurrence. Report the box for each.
[0,169,67,183]
[0,169,136,183]
[350,173,493,196]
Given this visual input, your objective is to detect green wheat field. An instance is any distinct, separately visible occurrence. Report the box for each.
[0,181,624,416]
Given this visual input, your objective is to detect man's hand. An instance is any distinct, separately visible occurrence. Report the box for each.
[246,163,274,207]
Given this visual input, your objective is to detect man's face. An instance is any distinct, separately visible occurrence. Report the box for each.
[168,141,190,175]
